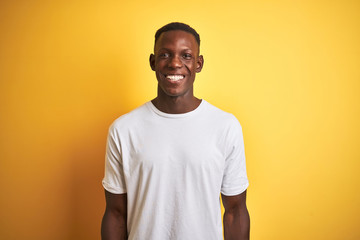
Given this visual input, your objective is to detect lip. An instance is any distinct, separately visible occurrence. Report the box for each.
[162,73,186,83]
[163,73,185,77]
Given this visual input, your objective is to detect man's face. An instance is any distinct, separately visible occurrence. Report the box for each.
[150,30,204,98]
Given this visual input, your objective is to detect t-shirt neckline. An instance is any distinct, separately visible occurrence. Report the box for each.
[147,99,206,118]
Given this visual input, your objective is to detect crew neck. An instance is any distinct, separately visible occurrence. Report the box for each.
[147,100,206,118]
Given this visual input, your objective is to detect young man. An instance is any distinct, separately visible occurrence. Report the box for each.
[101,22,250,240]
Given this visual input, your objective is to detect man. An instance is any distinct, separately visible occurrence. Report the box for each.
[101,22,250,240]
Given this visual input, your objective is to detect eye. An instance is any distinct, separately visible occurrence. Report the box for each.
[159,53,170,58]
[183,53,192,59]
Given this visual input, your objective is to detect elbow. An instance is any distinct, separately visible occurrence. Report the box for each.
[223,207,250,240]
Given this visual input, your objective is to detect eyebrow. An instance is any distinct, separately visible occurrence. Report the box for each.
[157,47,193,52]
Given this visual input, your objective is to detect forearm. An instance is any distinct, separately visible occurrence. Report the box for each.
[101,209,127,240]
[223,207,250,240]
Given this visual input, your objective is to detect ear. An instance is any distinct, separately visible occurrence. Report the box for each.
[149,54,155,71]
[196,55,204,73]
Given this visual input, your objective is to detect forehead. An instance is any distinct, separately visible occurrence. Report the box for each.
[154,30,199,53]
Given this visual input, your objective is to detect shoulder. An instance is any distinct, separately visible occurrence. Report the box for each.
[203,100,242,129]
[109,102,151,133]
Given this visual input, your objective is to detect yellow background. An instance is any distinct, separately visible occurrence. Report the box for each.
[1,0,359,239]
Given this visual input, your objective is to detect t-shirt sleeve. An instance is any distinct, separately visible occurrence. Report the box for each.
[102,125,127,194]
[221,116,249,196]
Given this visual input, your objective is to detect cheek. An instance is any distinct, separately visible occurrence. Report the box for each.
[156,61,168,70]
[184,62,196,73]
[155,71,163,80]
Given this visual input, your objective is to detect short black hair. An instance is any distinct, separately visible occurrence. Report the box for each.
[154,22,200,47]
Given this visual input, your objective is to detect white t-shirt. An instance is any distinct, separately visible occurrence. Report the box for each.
[102,100,249,240]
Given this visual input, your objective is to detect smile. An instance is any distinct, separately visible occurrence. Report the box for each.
[165,75,185,81]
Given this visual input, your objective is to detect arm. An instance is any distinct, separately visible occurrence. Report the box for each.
[101,190,128,240]
[221,190,250,240]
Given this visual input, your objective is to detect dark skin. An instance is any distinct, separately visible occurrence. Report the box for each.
[101,30,250,240]
[101,191,127,240]
[222,191,250,240]
[149,30,204,114]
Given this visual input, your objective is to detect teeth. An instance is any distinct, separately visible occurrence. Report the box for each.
[166,75,184,81]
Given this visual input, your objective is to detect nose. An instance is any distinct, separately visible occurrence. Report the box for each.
[168,55,182,68]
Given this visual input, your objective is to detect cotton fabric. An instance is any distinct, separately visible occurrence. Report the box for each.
[102,100,249,240]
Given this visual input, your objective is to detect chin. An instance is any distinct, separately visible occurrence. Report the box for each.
[164,91,183,97]
[159,87,181,97]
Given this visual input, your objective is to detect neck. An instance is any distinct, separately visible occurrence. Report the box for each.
[151,92,201,114]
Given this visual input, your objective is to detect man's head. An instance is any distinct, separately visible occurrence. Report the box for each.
[154,22,201,54]
[150,22,204,98]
